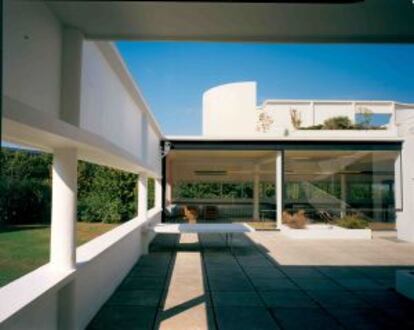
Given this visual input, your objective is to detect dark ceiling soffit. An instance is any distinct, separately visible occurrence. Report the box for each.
[165,140,402,151]
[50,0,363,3]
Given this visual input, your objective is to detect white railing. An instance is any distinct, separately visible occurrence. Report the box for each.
[0,209,162,330]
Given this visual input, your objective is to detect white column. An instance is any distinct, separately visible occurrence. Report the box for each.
[340,174,347,218]
[50,148,77,270]
[166,156,173,206]
[138,173,148,220]
[253,165,260,220]
[394,152,402,211]
[155,178,162,209]
[276,151,283,229]
[372,153,383,222]
[138,173,150,254]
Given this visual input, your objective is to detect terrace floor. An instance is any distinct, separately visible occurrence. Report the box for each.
[88,231,414,330]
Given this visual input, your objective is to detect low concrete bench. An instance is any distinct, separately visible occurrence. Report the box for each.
[146,223,255,253]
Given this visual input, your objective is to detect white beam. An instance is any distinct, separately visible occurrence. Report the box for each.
[50,147,77,270]
[276,151,283,229]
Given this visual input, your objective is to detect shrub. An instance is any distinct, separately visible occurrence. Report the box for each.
[299,124,324,130]
[290,109,302,129]
[77,161,138,223]
[0,177,51,225]
[1,148,140,225]
[0,149,52,226]
[323,116,353,129]
[335,215,369,229]
[283,209,308,229]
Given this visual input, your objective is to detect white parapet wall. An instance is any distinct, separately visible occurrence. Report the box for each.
[281,224,372,240]
[0,209,162,330]
[3,0,163,177]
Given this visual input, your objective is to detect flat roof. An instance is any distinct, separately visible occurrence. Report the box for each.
[165,135,404,142]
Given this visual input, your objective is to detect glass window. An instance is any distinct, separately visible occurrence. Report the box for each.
[284,150,400,225]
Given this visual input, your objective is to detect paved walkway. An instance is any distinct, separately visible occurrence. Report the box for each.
[88,231,414,330]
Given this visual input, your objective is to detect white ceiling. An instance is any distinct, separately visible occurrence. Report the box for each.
[47,1,414,43]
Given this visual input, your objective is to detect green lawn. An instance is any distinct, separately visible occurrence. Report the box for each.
[0,222,118,287]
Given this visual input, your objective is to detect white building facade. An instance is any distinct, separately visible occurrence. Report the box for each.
[167,81,414,242]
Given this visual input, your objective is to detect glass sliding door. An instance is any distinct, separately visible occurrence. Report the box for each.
[284,150,400,229]
[165,150,278,229]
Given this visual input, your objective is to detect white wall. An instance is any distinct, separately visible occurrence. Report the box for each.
[75,210,161,328]
[3,1,162,177]
[313,102,354,125]
[203,82,257,137]
[395,107,414,242]
[0,210,162,330]
[262,102,313,131]
[3,0,62,117]
[147,127,162,173]
[80,41,144,161]
[201,82,403,138]
[396,116,414,242]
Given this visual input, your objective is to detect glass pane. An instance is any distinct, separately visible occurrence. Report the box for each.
[284,150,399,229]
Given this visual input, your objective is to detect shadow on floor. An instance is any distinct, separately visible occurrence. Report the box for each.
[88,233,414,330]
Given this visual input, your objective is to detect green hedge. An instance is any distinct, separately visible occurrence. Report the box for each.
[0,148,145,226]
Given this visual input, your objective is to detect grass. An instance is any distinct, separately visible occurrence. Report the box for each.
[0,222,118,287]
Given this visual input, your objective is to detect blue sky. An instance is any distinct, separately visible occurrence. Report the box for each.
[117,42,414,135]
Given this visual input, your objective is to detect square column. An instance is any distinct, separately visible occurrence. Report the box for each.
[155,178,162,209]
[138,173,150,254]
[340,174,347,218]
[50,148,77,270]
[138,173,148,220]
[253,165,260,220]
[276,151,283,229]
[165,156,173,206]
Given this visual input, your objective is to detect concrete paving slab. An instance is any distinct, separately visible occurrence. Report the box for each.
[156,303,215,330]
[307,290,369,308]
[335,278,385,291]
[243,266,287,279]
[119,276,166,291]
[88,306,157,330]
[209,276,254,292]
[215,306,280,330]
[163,288,211,309]
[250,278,298,291]
[270,307,342,330]
[211,291,263,306]
[316,267,368,279]
[280,266,326,279]
[107,290,163,307]
[327,307,394,330]
[292,278,344,291]
[88,231,414,330]
[259,289,319,308]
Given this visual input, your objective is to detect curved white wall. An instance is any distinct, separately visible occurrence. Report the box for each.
[203,82,257,137]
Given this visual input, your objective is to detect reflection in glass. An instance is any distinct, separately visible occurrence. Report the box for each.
[284,150,399,227]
